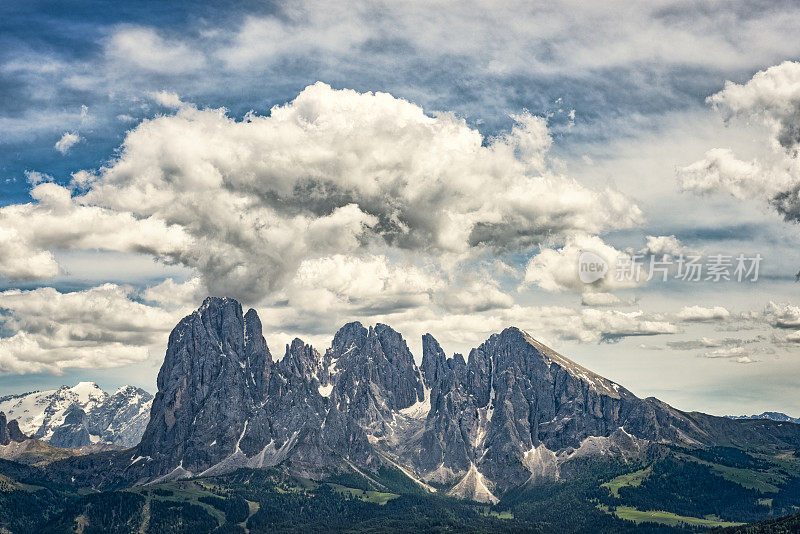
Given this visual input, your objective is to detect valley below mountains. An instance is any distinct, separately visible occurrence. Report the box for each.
[2,297,800,533]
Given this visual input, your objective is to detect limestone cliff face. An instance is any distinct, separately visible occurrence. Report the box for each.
[0,412,9,446]
[328,322,424,430]
[137,298,271,476]
[131,298,800,501]
[134,299,375,481]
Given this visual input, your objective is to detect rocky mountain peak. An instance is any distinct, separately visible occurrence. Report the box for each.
[331,321,368,353]
[281,338,327,384]
[196,297,246,355]
[243,307,272,395]
[0,412,29,445]
[330,321,424,423]
[0,412,8,445]
[6,419,27,443]
[421,333,447,388]
[50,405,91,449]
[137,297,272,473]
[199,295,239,312]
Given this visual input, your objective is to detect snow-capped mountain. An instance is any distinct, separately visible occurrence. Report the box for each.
[0,382,153,448]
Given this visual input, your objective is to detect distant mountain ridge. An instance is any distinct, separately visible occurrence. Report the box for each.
[0,411,83,465]
[0,383,153,448]
[111,297,800,503]
[726,412,800,424]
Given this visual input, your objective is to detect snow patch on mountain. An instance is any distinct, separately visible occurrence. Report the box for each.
[398,387,430,419]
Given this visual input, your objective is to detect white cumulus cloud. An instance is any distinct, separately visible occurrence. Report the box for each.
[764,301,800,329]
[106,26,206,74]
[0,285,176,374]
[1,83,640,303]
[581,292,624,307]
[676,305,731,323]
[0,182,191,280]
[679,61,800,223]
[148,90,183,109]
[522,234,643,293]
[54,131,81,154]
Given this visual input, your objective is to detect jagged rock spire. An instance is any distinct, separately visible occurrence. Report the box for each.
[0,412,9,446]
[0,412,29,445]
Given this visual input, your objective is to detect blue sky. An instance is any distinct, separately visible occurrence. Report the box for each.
[2,0,800,416]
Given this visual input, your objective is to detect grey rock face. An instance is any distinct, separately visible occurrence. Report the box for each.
[329,322,424,428]
[253,336,375,474]
[137,297,269,475]
[462,328,634,489]
[132,299,800,502]
[414,335,473,477]
[0,412,29,445]
[134,299,376,482]
[6,419,28,442]
[0,412,8,446]
[412,327,787,497]
[50,405,92,449]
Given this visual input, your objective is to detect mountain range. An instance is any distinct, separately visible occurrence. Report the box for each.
[2,296,800,532]
[105,297,800,501]
[0,382,153,448]
[727,412,800,424]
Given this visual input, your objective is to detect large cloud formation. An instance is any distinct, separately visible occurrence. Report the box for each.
[0,285,175,374]
[679,61,800,222]
[521,233,693,294]
[0,181,189,281]
[2,83,640,301]
[522,234,642,293]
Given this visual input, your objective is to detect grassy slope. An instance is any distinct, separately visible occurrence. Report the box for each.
[602,467,652,498]
[327,483,399,505]
[672,452,786,494]
[709,512,800,533]
[595,446,800,529]
[597,504,744,528]
[128,480,227,524]
[125,475,403,527]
